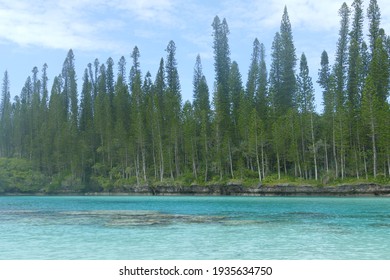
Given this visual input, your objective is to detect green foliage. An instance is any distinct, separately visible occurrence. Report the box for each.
[1,6,390,194]
[0,158,48,193]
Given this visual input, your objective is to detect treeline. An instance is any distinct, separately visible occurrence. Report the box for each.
[0,0,390,191]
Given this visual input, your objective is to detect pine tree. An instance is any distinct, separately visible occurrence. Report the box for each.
[369,31,389,103]
[88,58,100,101]
[193,55,209,115]
[318,50,332,173]
[367,0,381,54]
[154,58,166,181]
[143,71,157,179]
[106,57,115,108]
[246,38,261,102]
[279,6,297,113]
[229,61,243,139]
[212,16,231,94]
[0,71,12,157]
[212,16,232,179]
[20,76,33,160]
[362,75,380,177]
[333,2,350,179]
[80,69,93,135]
[347,0,364,115]
[347,0,365,178]
[363,35,390,178]
[269,7,297,178]
[79,69,94,184]
[41,63,49,113]
[130,46,147,183]
[256,42,269,179]
[334,3,350,103]
[47,76,67,174]
[318,51,331,95]
[165,40,182,178]
[129,46,141,90]
[30,66,43,169]
[297,53,317,180]
[94,63,108,173]
[62,50,78,128]
[12,95,22,158]
[61,50,79,178]
[269,32,282,116]
[241,40,260,176]
[269,31,283,175]
[113,56,130,179]
[228,61,243,177]
[256,42,268,119]
[193,55,210,181]
[182,101,197,179]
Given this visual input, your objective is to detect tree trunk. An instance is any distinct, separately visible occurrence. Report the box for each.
[159,138,164,182]
[354,146,359,179]
[228,140,234,179]
[135,156,140,186]
[151,136,157,180]
[339,118,345,179]
[324,138,329,173]
[371,116,377,178]
[276,151,281,180]
[204,135,208,182]
[363,145,368,180]
[310,113,318,180]
[255,131,261,183]
[175,135,180,177]
[300,117,307,179]
[192,140,197,180]
[332,115,339,178]
[142,146,147,181]
[261,142,266,180]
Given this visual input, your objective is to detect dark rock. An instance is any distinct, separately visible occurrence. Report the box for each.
[118,183,390,196]
[5,183,390,196]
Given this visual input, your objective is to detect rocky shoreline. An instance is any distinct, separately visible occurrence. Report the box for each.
[115,183,390,196]
[3,183,389,196]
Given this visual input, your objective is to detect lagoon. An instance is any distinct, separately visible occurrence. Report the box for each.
[0,196,389,259]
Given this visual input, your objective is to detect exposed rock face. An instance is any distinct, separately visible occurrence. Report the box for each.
[5,183,389,196]
[117,183,390,196]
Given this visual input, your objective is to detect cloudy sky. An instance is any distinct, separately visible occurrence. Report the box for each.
[1,0,390,112]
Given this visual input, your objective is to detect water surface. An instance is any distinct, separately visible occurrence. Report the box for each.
[0,196,389,259]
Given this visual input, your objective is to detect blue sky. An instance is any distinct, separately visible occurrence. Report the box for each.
[1,0,390,112]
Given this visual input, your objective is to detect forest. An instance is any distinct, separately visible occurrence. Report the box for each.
[0,0,390,193]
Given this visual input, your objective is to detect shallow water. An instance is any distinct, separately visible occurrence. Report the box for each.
[0,196,389,259]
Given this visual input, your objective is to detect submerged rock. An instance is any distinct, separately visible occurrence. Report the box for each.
[58,210,229,227]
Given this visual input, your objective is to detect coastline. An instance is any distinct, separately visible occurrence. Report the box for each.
[2,183,390,196]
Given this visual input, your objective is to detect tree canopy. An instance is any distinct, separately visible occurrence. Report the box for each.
[1,2,389,192]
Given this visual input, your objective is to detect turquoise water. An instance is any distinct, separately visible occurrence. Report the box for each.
[0,196,389,259]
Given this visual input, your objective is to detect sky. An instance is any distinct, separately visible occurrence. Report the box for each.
[1,0,390,113]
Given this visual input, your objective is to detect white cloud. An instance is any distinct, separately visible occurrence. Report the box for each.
[218,0,343,35]
[2,0,390,109]
[104,0,177,25]
[1,0,390,54]
[0,1,112,51]
[219,0,390,42]
[0,0,177,52]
